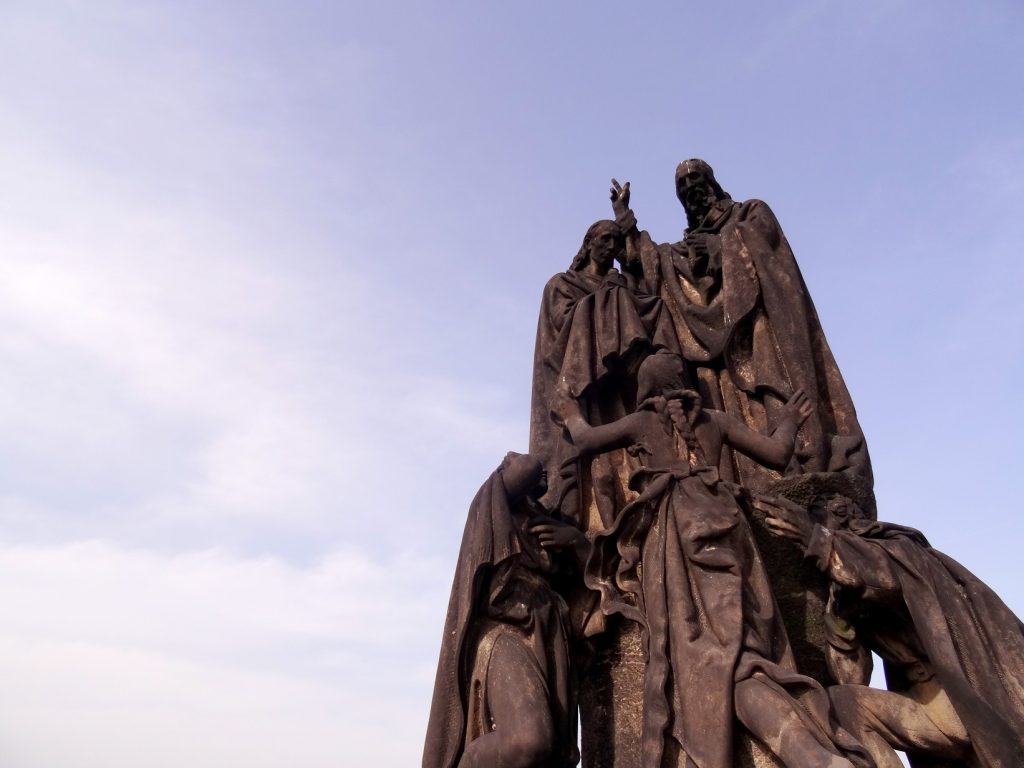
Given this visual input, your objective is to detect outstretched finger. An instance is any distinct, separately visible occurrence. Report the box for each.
[763,503,798,523]
[764,519,796,536]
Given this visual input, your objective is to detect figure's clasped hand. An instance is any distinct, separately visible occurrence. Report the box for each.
[684,231,711,260]
[530,516,585,551]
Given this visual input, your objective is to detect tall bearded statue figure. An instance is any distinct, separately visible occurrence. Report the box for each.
[611,160,871,498]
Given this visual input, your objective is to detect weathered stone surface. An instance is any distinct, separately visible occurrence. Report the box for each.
[580,618,787,768]
[424,158,1024,768]
[579,618,644,768]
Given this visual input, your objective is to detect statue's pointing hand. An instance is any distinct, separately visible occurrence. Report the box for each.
[752,496,813,548]
[610,178,630,218]
[530,518,585,551]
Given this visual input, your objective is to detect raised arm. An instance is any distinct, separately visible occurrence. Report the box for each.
[610,178,666,291]
[716,389,812,470]
[716,414,792,470]
[609,179,639,268]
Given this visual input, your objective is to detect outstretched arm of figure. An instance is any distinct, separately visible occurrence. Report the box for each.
[530,517,589,567]
[565,411,646,458]
[551,385,644,457]
[754,498,875,684]
[716,389,813,470]
[753,496,903,596]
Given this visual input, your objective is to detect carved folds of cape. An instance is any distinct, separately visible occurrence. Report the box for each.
[631,199,870,488]
[529,268,676,526]
[422,468,575,768]
[810,521,1024,767]
[586,461,872,768]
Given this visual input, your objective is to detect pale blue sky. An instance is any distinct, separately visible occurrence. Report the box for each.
[0,2,1021,766]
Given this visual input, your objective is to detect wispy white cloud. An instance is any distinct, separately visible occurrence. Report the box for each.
[0,3,1020,768]
[0,7,521,555]
[0,155,519,552]
[0,538,448,767]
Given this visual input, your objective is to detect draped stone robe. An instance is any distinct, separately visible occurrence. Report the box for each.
[808,520,1024,768]
[623,199,871,493]
[530,267,676,533]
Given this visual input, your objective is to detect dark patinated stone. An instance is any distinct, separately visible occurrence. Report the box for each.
[425,158,1024,768]
[578,617,644,768]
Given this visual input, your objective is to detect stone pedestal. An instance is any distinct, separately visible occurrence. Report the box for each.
[579,617,787,768]
[579,616,644,768]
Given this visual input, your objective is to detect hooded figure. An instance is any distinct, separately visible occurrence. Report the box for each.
[759,495,1024,768]
[423,453,579,768]
[611,160,871,495]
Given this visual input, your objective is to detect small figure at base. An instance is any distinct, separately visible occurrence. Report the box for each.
[423,452,586,768]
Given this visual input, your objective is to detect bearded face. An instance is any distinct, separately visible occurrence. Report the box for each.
[676,170,716,222]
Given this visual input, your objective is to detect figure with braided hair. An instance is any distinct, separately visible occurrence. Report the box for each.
[554,353,873,768]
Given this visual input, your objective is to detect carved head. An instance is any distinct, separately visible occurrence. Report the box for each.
[823,495,870,530]
[500,451,547,501]
[637,353,690,404]
[675,158,730,229]
[570,219,623,272]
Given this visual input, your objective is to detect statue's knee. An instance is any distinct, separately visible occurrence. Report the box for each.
[505,725,554,768]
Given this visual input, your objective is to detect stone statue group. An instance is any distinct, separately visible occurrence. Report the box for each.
[423,160,1024,768]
